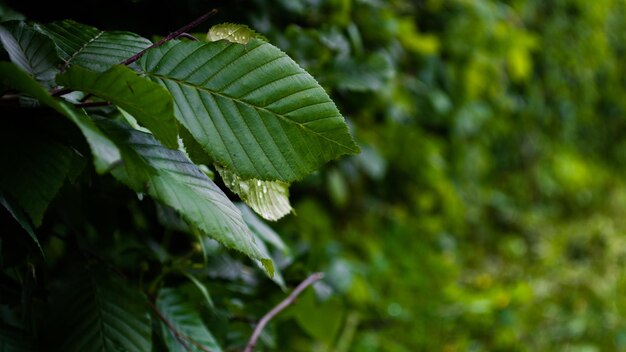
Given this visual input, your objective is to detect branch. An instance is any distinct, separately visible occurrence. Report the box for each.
[51,87,72,97]
[121,9,217,66]
[243,272,325,352]
[51,9,217,97]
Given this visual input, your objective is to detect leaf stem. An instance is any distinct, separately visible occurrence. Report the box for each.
[243,272,324,352]
[121,9,217,66]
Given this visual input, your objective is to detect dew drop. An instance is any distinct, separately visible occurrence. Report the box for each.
[257,180,262,186]
[263,186,267,194]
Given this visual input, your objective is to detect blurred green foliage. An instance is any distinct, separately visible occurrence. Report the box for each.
[246,0,626,350]
[4,0,626,350]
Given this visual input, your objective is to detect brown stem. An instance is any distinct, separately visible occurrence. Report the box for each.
[121,9,217,66]
[243,273,325,352]
[51,87,73,97]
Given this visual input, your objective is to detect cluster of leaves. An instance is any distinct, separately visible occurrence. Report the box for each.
[5,0,626,350]
[0,7,359,352]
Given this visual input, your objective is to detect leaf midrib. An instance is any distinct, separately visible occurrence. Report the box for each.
[65,30,104,66]
[144,72,357,152]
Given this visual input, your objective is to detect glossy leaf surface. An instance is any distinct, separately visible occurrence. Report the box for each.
[139,39,359,182]
[35,20,151,72]
[57,65,178,148]
[157,288,223,352]
[0,21,58,86]
[47,269,152,352]
[97,120,272,272]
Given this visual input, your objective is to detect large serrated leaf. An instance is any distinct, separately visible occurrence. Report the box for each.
[0,63,121,173]
[139,39,359,182]
[96,119,272,271]
[0,132,71,227]
[157,288,223,352]
[35,20,151,72]
[47,268,152,352]
[57,65,178,148]
[217,165,292,221]
[0,21,59,87]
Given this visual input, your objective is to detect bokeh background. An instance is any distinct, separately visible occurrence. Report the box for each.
[7,0,626,350]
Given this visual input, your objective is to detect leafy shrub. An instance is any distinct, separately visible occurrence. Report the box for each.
[0,11,358,351]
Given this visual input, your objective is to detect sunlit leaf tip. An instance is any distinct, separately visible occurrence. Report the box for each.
[206,23,264,44]
[217,165,292,221]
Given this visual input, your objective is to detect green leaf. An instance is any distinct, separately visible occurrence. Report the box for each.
[291,289,344,345]
[156,288,223,352]
[47,268,152,352]
[217,165,292,221]
[330,52,393,92]
[35,20,151,72]
[251,235,287,289]
[57,65,178,148]
[180,125,214,166]
[181,272,214,309]
[206,23,263,44]
[238,204,289,254]
[0,132,72,227]
[96,119,272,271]
[0,21,59,87]
[0,62,121,173]
[0,194,43,255]
[0,325,35,351]
[0,4,25,22]
[139,39,360,182]
[238,204,289,288]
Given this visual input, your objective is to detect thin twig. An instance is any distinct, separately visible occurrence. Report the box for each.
[121,9,217,66]
[243,273,325,352]
[50,9,217,97]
